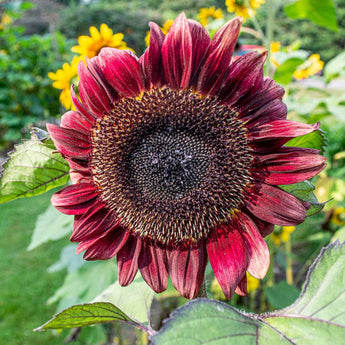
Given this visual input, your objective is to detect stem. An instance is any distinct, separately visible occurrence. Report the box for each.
[196,280,208,298]
[285,238,294,285]
[265,0,275,77]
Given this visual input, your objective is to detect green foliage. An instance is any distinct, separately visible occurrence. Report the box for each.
[0,16,71,144]
[273,57,304,84]
[35,302,134,331]
[284,0,338,31]
[324,51,345,82]
[0,132,70,203]
[265,281,300,309]
[151,242,345,345]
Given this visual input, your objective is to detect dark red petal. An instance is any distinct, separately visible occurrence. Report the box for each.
[139,244,168,293]
[71,86,100,121]
[46,123,90,159]
[242,98,287,126]
[235,275,247,296]
[117,236,142,286]
[78,60,111,116]
[167,242,207,299]
[85,56,119,104]
[196,17,242,95]
[81,228,129,260]
[249,121,320,151]
[71,201,115,242]
[218,51,267,104]
[245,183,306,226]
[187,19,210,85]
[140,21,165,87]
[161,13,193,89]
[239,213,270,279]
[207,225,247,300]
[99,48,145,98]
[51,183,98,215]
[252,147,327,185]
[66,158,91,184]
[247,212,275,238]
[237,78,285,115]
[61,110,92,135]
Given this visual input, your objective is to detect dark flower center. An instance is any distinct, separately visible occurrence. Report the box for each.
[90,88,254,246]
[130,128,210,200]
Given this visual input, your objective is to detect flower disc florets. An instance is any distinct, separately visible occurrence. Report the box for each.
[91,88,252,246]
[47,13,326,300]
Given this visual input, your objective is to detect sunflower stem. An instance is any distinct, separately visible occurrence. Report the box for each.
[196,280,208,298]
[265,0,276,77]
[285,238,294,285]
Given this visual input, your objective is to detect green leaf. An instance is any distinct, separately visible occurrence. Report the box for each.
[274,57,304,85]
[151,242,345,345]
[285,129,327,153]
[324,51,345,83]
[0,132,70,203]
[34,302,134,331]
[28,203,73,251]
[280,181,326,216]
[94,276,156,324]
[284,0,338,31]
[265,281,300,309]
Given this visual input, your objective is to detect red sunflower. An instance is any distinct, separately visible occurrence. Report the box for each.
[47,13,326,299]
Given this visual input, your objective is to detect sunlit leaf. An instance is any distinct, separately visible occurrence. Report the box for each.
[94,276,156,324]
[151,242,345,345]
[285,128,327,153]
[284,0,338,31]
[28,203,73,251]
[34,302,134,331]
[324,51,345,83]
[0,131,69,203]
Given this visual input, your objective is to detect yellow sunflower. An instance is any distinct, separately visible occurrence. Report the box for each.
[198,6,223,26]
[226,0,265,19]
[48,55,82,110]
[293,54,324,80]
[330,207,345,226]
[271,226,296,246]
[71,23,129,58]
[0,13,12,30]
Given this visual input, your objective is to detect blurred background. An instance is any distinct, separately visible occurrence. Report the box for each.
[0,0,344,344]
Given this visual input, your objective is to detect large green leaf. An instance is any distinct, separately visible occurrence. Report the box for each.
[28,203,73,250]
[0,131,69,203]
[284,0,338,32]
[324,51,345,83]
[34,302,133,330]
[285,129,327,153]
[151,242,345,345]
[94,276,156,324]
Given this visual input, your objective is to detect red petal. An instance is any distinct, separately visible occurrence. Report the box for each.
[245,183,306,226]
[207,225,247,299]
[81,228,129,260]
[78,60,111,116]
[196,17,242,95]
[71,86,100,121]
[187,19,210,85]
[46,123,90,159]
[235,275,247,296]
[139,244,168,293]
[61,110,92,135]
[51,183,98,215]
[140,22,165,87]
[218,51,267,104]
[117,236,142,286]
[71,201,115,242]
[167,242,207,299]
[161,13,192,89]
[99,48,145,98]
[66,158,91,183]
[252,147,327,185]
[239,213,270,279]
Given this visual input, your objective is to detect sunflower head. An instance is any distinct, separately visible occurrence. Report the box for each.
[47,13,326,300]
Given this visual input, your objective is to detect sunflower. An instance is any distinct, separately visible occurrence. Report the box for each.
[71,23,129,58]
[47,13,326,299]
[48,55,82,110]
[198,6,223,26]
[226,0,265,19]
[293,54,324,80]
